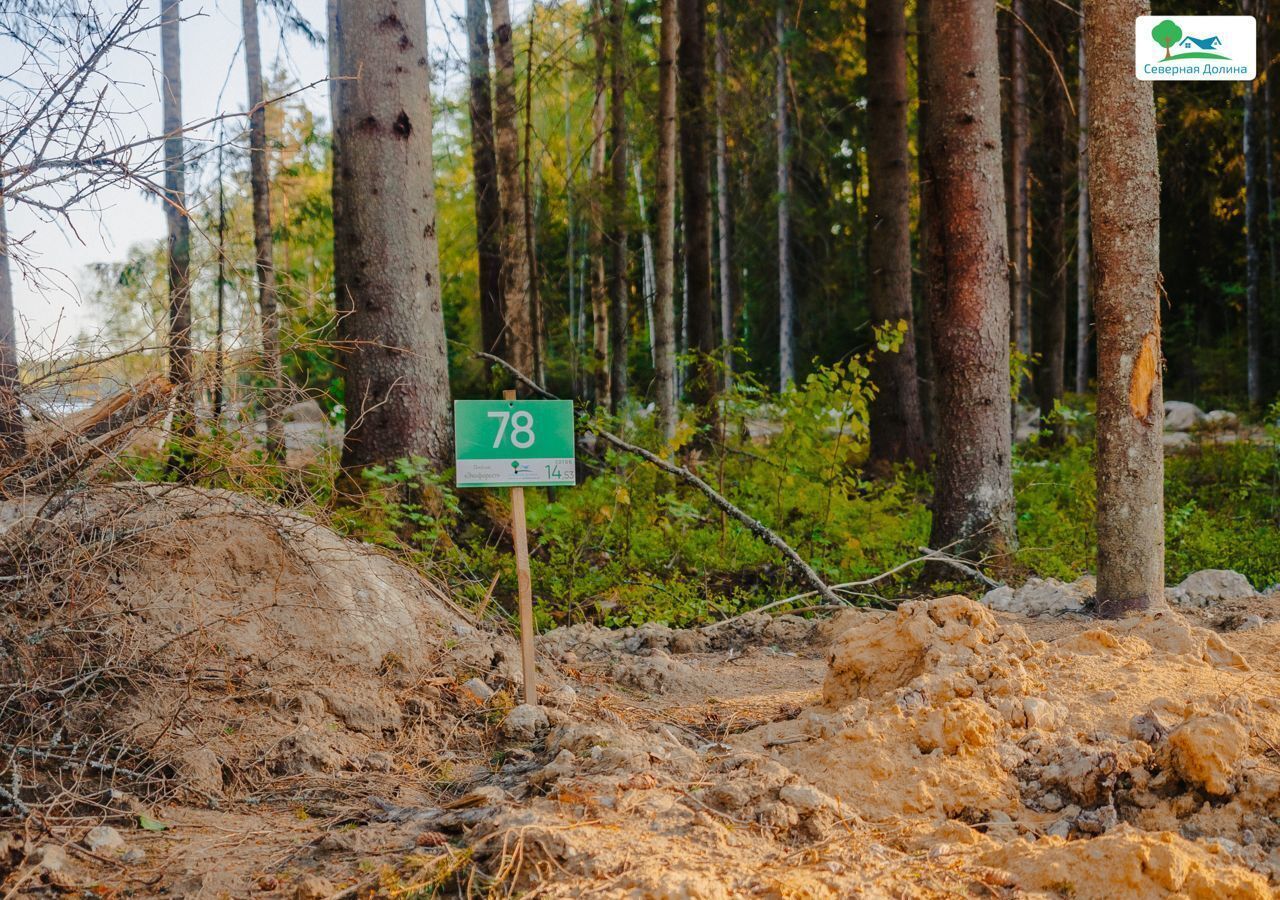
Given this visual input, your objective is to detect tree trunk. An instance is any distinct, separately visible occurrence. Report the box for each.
[589,0,611,408]
[865,0,927,467]
[161,0,194,468]
[921,0,1017,558]
[1244,0,1262,408]
[1009,0,1032,377]
[714,17,738,391]
[1264,0,1278,355]
[466,0,504,362]
[491,0,535,386]
[915,0,937,449]
[214,144,226,424]
[523,17,546,387]
[329,0,453,469]
[775,0,795,390]
[677,0,718,416]
[1075,27,1091,394]
[241,0,284,461]
[0,181,22,467]
[654,0,679,439]
[1037,7,1069,441]
[607,0,629,412]
[1087,0,1164,616]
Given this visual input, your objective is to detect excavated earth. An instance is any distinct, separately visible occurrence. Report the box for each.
[2,487,1280,897]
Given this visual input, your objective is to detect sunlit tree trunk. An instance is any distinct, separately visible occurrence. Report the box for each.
[241,0,284,461]
[466,0,504,362]
[1087,0,1164,616]
[491,0,534,386]
[1076,28,1091,394]
[1037,7,1069,441]
[329,0,452,469]
[607,0,629,412]
[654,0,679,439]
[921,0,1017,558]
[589,0,611,408]
[775,0,794,390]
[865,0,926,466]
[0,181,22,466]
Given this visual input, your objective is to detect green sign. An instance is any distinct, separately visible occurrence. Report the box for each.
[454,399,576,488]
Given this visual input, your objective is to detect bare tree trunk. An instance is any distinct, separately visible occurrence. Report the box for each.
[1087,0,1163,616]
[775,0,794,390]
[161,0,194,467]
[865,0,926,467]
[329,0,452,469]
[1008,0,1032,380]
[921,0,1017,558]
[214,142,226,424]
[634,161,656,365]
[677,0,718,417]
[0,180,22,466]
[1037,7,1069,441]
[607,0,629,412]
[523,15,546,387]
[589,0,611,408]
[466,0,504,361]
[714,17,738,391]
[915,0,937,449]
[241,0,284,461]
[1075,27,1091,394]
[1244,0,1262,408]
[654,0,679,439]
[491,0,534,386]
[1265,0,1278,346]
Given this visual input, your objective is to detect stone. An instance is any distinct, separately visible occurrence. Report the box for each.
[1164,401,1207,432]
[460,678,494,705]
[545,684,577,710]
[83,825,125,853]
[282,399,328,424]
[121,848,146,865]
[1167,570,1256,609]
[294,875,336,900]
[1023,697,1061,730]
[1163,431,1194,450]
[35,844,69,873]
[501,704,550,741]
[980,576,1091,616]
[1046,818,1071,839]
[1203,409,1240,430]
[779,782,834,813]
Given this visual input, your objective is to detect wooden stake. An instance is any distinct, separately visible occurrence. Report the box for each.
[504,388,538,706]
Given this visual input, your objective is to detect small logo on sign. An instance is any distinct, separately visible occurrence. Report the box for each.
[1136,16,1256,81]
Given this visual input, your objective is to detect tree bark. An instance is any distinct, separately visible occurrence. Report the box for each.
[1075,27,1091,394]
[1244,0,1262,408]
[523,17,546,388]
[1087,0,1164,616]
[775,0,795,390]
[714,17,738,391]
[915,0,937,449]
[241,0,285,461]
[466,0,504,362]
[0,180,22,466]
[1037,7,1069,441]
[491,0,535,386]
[161,0,194,465]
[607,0,629,412]
[865,0,927,467]
[921,0,1017,558]
[1009,0,1032,376]
[589,0,611,408]
[654,0,679,439]
[329,0,452,469]
[1264,0,1277,359]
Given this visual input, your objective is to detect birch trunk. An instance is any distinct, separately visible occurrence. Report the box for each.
[654,0,679,439]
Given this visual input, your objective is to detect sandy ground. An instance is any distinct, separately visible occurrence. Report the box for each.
[3,487,1280,898]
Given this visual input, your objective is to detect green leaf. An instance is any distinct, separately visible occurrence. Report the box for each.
[138,814,168,832]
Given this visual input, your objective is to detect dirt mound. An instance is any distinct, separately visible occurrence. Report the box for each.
[0,485,519,810]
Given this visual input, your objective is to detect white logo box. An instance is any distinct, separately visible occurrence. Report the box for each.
[1135,16,1256,81]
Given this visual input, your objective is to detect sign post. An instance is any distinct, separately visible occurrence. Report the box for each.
[454,393,576,707]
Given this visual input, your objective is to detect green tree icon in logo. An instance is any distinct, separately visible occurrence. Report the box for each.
[1152,19,1183,59]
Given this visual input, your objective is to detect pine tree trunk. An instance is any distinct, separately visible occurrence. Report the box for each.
[677,0,718,416]
[775,0,795,390]
[241,0,285,461]
[1264,0,1278,346]
[714,18,738,391]
[589,0,611,408]
[865,0,926,467]
[523,19,546,387]
[329,0,453,469]
[1076,27,1092,394]
[921,0,1017,558]
[491,0,535,385]
[161,0,194,463]
[1037,7,1069,441]
[1009,0,1032,375]
[654,0,679,440]
[915,0,937,449]
[607,0,629,412]
[466,0,504,361]
[0,181,22,466]
[1244,0,1262,408]
[1087,0,1164,616]
[214,144,226,423]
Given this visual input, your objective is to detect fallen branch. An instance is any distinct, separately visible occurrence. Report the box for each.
[916,547,1003,590]
[473,352,843,605]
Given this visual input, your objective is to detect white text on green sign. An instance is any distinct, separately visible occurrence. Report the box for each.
[454,399,576,488]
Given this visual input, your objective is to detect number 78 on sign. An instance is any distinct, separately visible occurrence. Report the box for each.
[453,400,577,488]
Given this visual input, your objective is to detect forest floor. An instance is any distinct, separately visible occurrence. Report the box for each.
[2,485,1280,898]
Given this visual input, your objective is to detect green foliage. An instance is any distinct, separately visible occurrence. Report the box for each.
[1152,19,1183,53]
